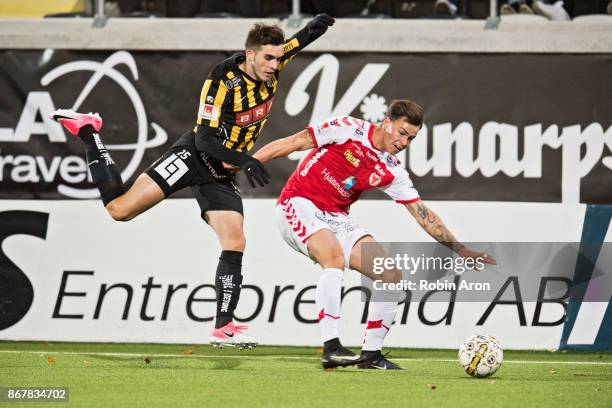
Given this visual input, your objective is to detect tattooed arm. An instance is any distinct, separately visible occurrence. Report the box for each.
[405,200,496,264]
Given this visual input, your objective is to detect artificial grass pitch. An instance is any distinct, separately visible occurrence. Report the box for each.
[0,342,609,407]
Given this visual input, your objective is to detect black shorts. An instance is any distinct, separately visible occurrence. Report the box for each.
[145,131,243,217]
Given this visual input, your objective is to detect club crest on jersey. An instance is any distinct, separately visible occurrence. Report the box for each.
[342,176,357,190]
[369,172,382,187]
[198,103,220,121]
[206,96,214,104]
[344,149,361,167]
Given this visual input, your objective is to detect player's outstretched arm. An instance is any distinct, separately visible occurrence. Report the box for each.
[404,201,497,265]
[252,129,314,163]
[279,14,335,68]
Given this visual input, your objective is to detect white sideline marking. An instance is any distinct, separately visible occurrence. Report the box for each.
[0,350,610,365]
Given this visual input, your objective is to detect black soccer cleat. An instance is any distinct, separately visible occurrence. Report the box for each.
[358,350,403,370]
[321,345,362,369]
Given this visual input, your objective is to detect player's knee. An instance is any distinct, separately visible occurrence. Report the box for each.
[322,252,345,270]
[223,234,246,251]
[106,202,133,222]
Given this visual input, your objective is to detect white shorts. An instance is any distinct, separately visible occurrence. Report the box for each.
[275,196,370,266]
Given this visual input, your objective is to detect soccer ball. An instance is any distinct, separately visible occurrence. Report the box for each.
[458,334,503,378]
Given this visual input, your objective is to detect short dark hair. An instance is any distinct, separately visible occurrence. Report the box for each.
[386,99,424,128]
[245,23,285,49]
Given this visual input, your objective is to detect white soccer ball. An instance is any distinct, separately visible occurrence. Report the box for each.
[458,334,503,378]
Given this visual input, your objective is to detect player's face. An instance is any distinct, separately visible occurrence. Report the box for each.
[381,117,420,155]
[246,45,284,82]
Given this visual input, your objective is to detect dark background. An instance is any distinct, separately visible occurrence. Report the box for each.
[0,50,610,202]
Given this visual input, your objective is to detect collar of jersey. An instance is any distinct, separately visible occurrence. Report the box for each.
[366,123,386,157]
[232,53,262,84]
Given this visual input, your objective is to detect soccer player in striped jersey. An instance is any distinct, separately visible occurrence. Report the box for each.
[253,100,496,368]
[49,15,335,349]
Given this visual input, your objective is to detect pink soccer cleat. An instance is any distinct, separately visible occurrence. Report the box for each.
[50,109,103,136]
[209,322,258,349]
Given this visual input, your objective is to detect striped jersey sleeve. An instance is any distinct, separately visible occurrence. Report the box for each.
[196,68,229,129]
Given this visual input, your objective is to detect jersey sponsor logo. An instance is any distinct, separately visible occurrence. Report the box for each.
[374,163,386,176]
[344,149,361,167]
[366,150,378,161]
[198,103,220,121]
[318,118,342,132]
[353,144,364,157]
[321,168,352,198]
[200,153,229,180]
[225,76,242,90]
[369,172,382,187]
[314,211,356,232]
[154,152,190,186]
[342,176,357,190]
[299,148,328,177]
[385,154,399,167]
[283,38,300,54]
[234,97,274,127]
[315,210,337,225]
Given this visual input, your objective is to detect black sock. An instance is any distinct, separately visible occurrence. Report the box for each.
[214,250,244,329]
[78,125,125,206]
[323,337,341,353]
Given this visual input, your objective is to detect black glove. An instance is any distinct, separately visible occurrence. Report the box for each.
[242,157,271,188]
[306,14,335,36]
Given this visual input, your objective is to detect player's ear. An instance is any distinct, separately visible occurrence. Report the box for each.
[245,48,255,62]
[383,117,392,133]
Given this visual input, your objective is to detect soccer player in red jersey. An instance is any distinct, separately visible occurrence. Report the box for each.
[253,100,496,369]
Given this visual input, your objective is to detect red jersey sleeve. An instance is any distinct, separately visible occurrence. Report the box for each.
[379,166,421,204]
[306,116,368,148]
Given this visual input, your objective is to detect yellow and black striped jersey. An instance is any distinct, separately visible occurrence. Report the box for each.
[194,28,321,153]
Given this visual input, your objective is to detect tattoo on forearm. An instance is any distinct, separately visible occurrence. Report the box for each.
[416,202,429,220]
[416,202,464,252]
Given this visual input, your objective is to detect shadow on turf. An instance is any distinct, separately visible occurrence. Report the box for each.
[80,354,245,371]
[211,358,242,370]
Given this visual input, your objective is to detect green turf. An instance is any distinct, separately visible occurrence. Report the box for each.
[0,341,609,407]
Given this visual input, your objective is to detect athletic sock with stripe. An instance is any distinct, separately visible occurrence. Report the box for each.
[362,298,399,352]
[315,267,344,343]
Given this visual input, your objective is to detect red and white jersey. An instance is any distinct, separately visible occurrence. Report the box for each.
[278,116,421,213]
